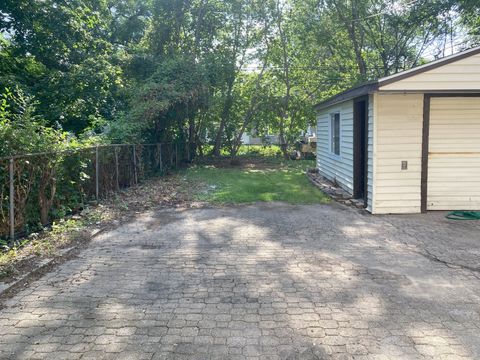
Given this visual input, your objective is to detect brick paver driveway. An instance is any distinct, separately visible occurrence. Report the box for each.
[1,203,480,360]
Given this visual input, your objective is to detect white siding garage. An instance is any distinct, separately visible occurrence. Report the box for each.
[314,46,480,214]
[427,96,480,210]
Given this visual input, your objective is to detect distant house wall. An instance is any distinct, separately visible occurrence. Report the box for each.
[372,93,424,214]
[316,100,354,193]
[241,133,279,145]
[240,133,250,144]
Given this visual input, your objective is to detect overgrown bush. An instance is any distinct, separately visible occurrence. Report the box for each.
[0,88,96,241]
[200,144,283,158]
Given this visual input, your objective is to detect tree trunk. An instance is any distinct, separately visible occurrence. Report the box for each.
[39,168,56,226]
[276,0,291,160]
[279,133,289,160]
[212,81,234,156]
[188,111,196,161]
[334,0,367,78]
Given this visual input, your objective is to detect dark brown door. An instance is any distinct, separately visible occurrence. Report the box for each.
[353,97,368,203]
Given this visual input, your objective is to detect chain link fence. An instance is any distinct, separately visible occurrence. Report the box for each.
[0,142,190,245]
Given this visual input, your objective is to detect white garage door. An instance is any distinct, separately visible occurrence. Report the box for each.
[428,97,480,210]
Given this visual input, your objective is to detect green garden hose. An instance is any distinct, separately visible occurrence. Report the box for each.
[446,211,480,221]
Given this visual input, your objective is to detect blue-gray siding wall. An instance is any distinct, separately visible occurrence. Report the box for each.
[316,100,354,194]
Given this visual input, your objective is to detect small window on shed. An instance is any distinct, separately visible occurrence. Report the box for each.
[330,113,341,156]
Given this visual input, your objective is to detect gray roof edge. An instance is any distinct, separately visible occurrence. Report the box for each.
[314,81,378,111]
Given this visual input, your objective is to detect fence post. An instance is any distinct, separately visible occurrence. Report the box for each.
[9,158,15,244]
[175,143,178,168]
[115,146,120,191]
[133,145,138,184]
[95,146,99,201]
[159,144,163,173]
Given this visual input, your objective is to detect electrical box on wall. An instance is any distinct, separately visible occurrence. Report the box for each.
[401,161,408,170]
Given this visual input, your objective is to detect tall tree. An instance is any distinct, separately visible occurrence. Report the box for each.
[0,0,125,132]
[2,0,478,154]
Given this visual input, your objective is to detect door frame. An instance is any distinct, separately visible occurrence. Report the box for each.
[421,93,480,213]
[353,95,369,204]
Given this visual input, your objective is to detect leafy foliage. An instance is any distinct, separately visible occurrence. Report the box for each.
[0,89,94,236]
[1,0,478,152]
[110,55,210,143]
[0,88,70,156]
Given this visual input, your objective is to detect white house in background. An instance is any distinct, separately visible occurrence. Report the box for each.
[241,132,279,145]
[242,126,316,146]
[241,133,263,145]
[315,46,480,214]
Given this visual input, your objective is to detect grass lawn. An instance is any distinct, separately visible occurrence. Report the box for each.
[182,159,330,205]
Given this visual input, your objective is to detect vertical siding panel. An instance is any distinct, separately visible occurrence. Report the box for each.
[316,101,354,193]
[366,94,374,212]
[373,93,423,214]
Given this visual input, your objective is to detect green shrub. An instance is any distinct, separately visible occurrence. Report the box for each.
[236,145,282,157]
[0,88,96,240]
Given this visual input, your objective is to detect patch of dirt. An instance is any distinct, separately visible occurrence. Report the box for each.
[103,173,196,211]
[0,229,93,284]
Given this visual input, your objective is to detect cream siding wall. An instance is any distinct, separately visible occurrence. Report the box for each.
[316,101,354,193]
[427,97,480,210]
[366,94,374,212]
[379,53,480,91]
[373,93,423,214]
